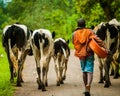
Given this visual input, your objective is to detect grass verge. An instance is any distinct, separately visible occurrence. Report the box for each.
[0,43,14,96]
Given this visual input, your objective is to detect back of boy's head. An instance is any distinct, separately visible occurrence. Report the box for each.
[77,18,86,28]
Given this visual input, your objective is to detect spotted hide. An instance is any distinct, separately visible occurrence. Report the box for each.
[108,19,120,78]
[94,18,120,88]
[2,24,33,86]
[31,29,55,91]
[53,38,70,86]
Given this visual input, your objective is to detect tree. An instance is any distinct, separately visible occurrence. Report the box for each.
[99,0,120,20]
[74,0,120,21]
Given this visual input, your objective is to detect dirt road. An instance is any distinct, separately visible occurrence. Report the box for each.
[14,50,120,96]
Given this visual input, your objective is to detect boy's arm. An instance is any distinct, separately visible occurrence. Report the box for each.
[89,32,107,49]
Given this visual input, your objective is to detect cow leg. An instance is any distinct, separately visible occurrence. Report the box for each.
[8,40,18,79]
[62,59,68,80]
[42,65,47,91]
[110,64,114,76]
[55,63,60,86]
[59,66,63,84]
[54,57,61,86]
[36,67,42,89]
[54,55,63,86]
[6,48,15,82]
[113,62,119,79]
[20,65,24,82]
[59,59,64,84]
[104,62,111,88]
[8,58,14,82]
[35,58,42,90]
[17,60,25,86]
[32,47,42,90]
[9,65,14,82]
[16,49,28,86]
[45,67,48,87]
[58,65,63,85]
[98,59,104,83]
[17,60,22,87]
[12,47,18,77]
[45,56,51,87]
[7,52,14,82]
[111,53,119,78]
[99,65,104,83]
[20,49,31,82]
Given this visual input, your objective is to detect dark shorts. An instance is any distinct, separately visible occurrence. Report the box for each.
[80,55,94,73]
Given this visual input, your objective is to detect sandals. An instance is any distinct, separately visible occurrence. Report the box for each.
[84,85,91,96]
[84,92,91,96]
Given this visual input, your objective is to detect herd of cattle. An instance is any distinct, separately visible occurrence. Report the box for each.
[2,24,70,91]
[2,18,120,91]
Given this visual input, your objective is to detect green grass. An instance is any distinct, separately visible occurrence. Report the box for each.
[0,42,14,96]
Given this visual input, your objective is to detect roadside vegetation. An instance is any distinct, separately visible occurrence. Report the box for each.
[0,41,14,96]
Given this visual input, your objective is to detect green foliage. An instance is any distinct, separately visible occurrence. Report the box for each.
[74,0,120,21]
[0,0,120,47]
[0,0,120,48]
[0,0,120,46]
[0,41,14,96]
[87,3,105,28]
[6,0,26,18]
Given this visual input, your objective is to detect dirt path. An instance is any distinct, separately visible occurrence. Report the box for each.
[14,50,120,96]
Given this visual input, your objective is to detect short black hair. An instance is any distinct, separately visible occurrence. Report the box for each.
[77,18,86,28]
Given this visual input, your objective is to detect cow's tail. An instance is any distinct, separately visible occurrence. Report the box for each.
[61,47,67,58]
[38,33,46,65]
[8,39,18,72]
[39,39,44,58]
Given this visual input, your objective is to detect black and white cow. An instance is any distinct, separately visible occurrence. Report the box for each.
[31,29,55,91]
[53,38,70,86]
[94,18,120,87]
[110,49,120,78]
[108,19,120,78]
[2,23,33,86]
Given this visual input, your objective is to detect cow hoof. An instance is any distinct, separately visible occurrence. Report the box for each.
[60,81,64,84]
[42,88,47,91]
[56,82,60,86]
[21,79,24,83]
[104,84,110,88]
[38,85,42,89]
[113,76,118,79]
[16,83,22,87]
[98,81,104,83]
[62,76,66,80]
[84,92,91,96]
[114,73,119,79]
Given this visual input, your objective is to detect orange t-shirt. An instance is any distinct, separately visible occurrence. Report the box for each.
[73,28,103,59]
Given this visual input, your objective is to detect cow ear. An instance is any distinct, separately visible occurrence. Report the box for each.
[30,30,33,33]
[52,31,55,39]
[66,39,69,44]
[16,22,19,24]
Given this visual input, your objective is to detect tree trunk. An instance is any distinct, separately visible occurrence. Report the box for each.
[99,0,116,21]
